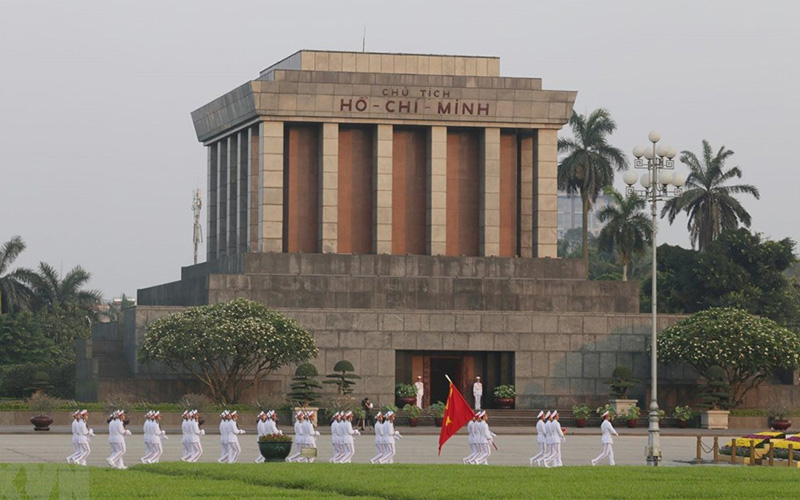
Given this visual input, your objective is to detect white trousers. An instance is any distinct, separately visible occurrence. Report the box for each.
[182,440,190,461]
[108,442,126,469]
[67,442,80,463]
[187,442,203,462]
[379,442,396,464]
[463,443,479,464]
[218,442,229,463]
[286,443,304,462]
[530,441,548,465]
[474,394,482,410]
[592,443,615,465]
[330,442,342,463]
[544,442,562,467]
[227,441,241,463]
[474,442,491,465]
[341,443,355,463]
[370,443,384,463]
[75,443,90,466]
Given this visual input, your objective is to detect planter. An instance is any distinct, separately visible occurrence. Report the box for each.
[609,399,638,415]
[434,417,443,427]
[575,418,587,428]
[408,417,419,427]
[770,418,792,431]
[678,420,689,429]
[30,415,53,431]
[701,410,729,430]
[396,396,416,407]
[494,397,515,409]
[258,441,292,462]
[626,419,637,429]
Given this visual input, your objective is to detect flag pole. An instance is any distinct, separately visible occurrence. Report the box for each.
[445,374,453,384]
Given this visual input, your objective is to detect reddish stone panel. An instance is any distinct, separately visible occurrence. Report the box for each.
[284,124,320,253]
[446,129,480,256]
[392,127,427,255]
[338,126,374,254]
[249,126,260,252]
[500,131,519,257]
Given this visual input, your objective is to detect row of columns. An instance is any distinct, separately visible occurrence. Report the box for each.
[206,121,557,262]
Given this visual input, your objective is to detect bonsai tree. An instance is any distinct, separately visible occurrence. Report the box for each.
[141,298,318,404]
[323,360,361,395]
[493,385,516,399]
[657,307,800,407]
[572,404,592,420]
[604,366,640,399]
[288,363,322,407]
[697,365,732,411]
[395,383,416,398]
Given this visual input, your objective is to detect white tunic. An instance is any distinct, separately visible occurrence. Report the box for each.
[257,419,270,437]
[544,420,555,445]
[551,420,565,442]
[374,421,385,444]
[181,419,190,443]
[293,421,305,446]
[227,420,242,444]
[473,382,483,398]
[264,420,280,435]
[71,420,81,444]
[187,420,204,443]
[219,420,229,445]
[342,420,356,445]
[76,420,91,444]
[302,420,316,447]
[108,419,128,443]
[600,419,618,444]
[536,419,546,444]
[467,420,475,445]
[384,421,398,444]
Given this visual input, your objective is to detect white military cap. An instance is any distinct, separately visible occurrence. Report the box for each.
[544,411,551,419]
[296,411,304,418]
[602,411,610,418]
[375,412,383,418]
[182,410,189,417]
[153,411,161,417]
[81,409,88,415]
[258,411,266,417]
[230,410,237,416]
[267,410,275,417]
[385,411,394,417]
[345,411,353,417]
[536,410,544,418]
[552,410,558,418]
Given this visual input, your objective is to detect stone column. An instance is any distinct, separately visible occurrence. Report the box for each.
[228,133,238,256]
[427,126,447,255]
[258,121,284,253]
[320,123,339,253]
[519,133,535,258]
[374,124,393,254]
[236,130,249,253]
[480,128,501,257]
[248,126,260,253]
[207,143,218,261]
[534,129,558,257]
[217,138,229,258]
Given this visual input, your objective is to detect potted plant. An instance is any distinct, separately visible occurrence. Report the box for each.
[572,404,591,428]
[493,385,516,409]
[27,391,60,431]
[395,384,417,407]
[604,366,640,415]
[403,404,422,427]
[698,365,731,430]
[623,405,641,428]
[258,433,294,462]
[768,402,792,431]
[673,406,696,428]
[428,401,446,427]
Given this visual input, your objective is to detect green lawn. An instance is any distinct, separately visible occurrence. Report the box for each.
[2,462,800,499]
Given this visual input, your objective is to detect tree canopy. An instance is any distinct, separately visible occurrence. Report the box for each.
[657,307,800,407]
[140,298,317,403]
[597,189,652,281]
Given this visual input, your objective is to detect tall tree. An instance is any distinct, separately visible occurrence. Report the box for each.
[0,236,34,314]
[26,263,102,315]
[557,109,628,266]
[661,140,760,251]
[597,189,653,281]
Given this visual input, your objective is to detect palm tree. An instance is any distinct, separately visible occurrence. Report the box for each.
[597,189,653,281]
[558,109,628,266]
[661,140,760,251]
[0,236,34,314]
[27,262,102,314]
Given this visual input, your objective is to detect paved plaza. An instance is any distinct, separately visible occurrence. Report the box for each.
[0,427,740,467]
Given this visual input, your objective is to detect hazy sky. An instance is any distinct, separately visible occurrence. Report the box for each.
[1,0,797,297]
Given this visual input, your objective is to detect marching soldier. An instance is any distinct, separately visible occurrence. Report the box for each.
[181,410,191,461]
[591,410,619,466]
[379,411,401,464]
[463,412,479,464]
[329,411,343,463]
[301,411,319,462]
[341,411,360,463]
[74,410,93,466]
[286,411,307,462]
[218,410,230,463]
[529,410,548,466]
[67,411,81,464]
[226,410,245,463]
[266,410,282,435]
[369,412,385,464]
[151,411,167,463]
[473,411,496,465]
[186,409,205,463]
[106,410,131,469]
[255,411,269,463]
[543,410,565,467]
[536,411,552,467]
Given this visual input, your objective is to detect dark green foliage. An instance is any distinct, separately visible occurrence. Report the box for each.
[697,366,732,411]
[0,311,53,365]
[395,383,416,398]
[0,362,75,398]
[559,228,651,281]
[323,359,361,395]
[646,229,800,328]
[604,366,640,399]
[597,189,652,281]
[288,363,322,406]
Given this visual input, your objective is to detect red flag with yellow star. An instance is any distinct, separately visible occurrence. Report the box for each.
[438,377,475,454]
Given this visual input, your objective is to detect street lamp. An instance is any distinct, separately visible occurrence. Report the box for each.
[623,131,685,466]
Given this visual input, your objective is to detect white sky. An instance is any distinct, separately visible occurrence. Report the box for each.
[1,0,797,297]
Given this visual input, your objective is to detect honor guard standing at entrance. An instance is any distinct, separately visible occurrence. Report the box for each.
[414,376,424,408]
[591,410,619,466]
[472,377,483,410]
[529,410,548,466]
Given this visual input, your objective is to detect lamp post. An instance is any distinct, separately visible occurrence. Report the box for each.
[623,131,686,466]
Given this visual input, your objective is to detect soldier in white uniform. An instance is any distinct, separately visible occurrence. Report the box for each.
[180,410,191,461]
[473,411,496,465]
[74,410,93,466]
[218,411,231,463]
[301,411,319,462]
[67,411,82,464]
[543,410,565,467]
[186,409,205,462]
[472,377,483,410]
[341,411,360,463]
[535,411,552,467]
[379,411,402,464]
[369,412,385,464]
[591,410,619,466]
[414,376,424,407]
[529,410,548,466]
[265,410,282,435]
[226,410,246,463]
[329,411,343,463]
[151,411,167,463]
[255,411,269,463]
[463,413,479,464]
[106,410,131,469]
[286,411,307,462]
[141,411,154,463]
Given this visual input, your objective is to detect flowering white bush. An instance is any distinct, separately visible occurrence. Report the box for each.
[657,307,800,407]
[140,298,317,403]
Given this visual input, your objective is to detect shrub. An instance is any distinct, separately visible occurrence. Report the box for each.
[604,366,640,399]
[622,405,641,420]
[27,391,63,414]
[0,362,75,399]
[427,401,446,418]
[258,434,293,443]
[379,403,398,414]
[673,405,696,421]
[493,385,516,399]
[395,384,416,398]
[251,394,291,413]
[572,404,592,419]
[402,404,422,419]
[104,393,135,413]
[697,366,731,411]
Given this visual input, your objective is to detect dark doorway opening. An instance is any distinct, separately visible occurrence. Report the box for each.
[430,357,463,405]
